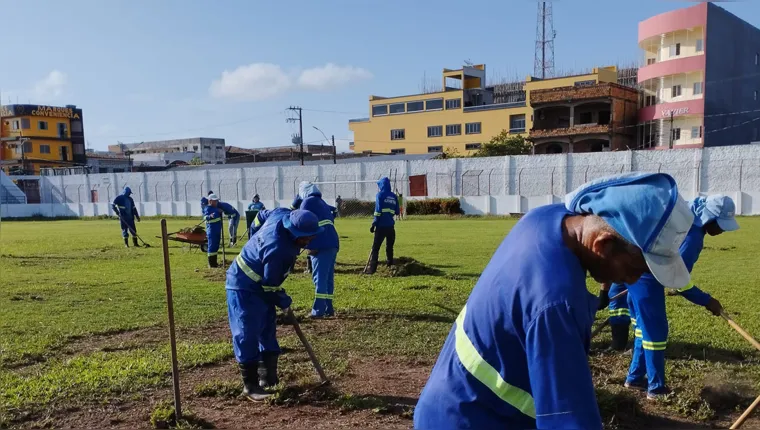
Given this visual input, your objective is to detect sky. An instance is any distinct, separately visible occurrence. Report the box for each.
[2,0,760,153]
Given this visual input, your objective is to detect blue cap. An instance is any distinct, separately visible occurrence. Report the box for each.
[565,172,694,289]
[123,186,132,195]
[283,209,324,238]
[200,197,208,206]
[693,195,739,232]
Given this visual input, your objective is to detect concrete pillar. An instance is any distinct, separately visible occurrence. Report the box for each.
[569,105,575,127]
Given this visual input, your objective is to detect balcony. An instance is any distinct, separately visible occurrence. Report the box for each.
[530,83,638,105]
[462,101,526,113]
[349,118,369,123]
[530,124,612,139]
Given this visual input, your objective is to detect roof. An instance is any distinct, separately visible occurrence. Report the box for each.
[170,152,438,171]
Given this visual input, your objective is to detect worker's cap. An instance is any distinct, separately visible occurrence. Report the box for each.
[123,186,132,195]
[283,210,324,238]
[253,194,260,199]
[565,172,694,289]
[208,194,219,201]
[207,191,214,196]
[693,194,740,232]
[200,197,208,205]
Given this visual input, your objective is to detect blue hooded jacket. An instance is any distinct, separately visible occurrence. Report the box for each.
[290,195,302,210]
[225,209,304,309]
[112,187,139,220]
[250,208,290,238]
[299,182,339,251]
[373,177,399,228]
[217,201,240,219]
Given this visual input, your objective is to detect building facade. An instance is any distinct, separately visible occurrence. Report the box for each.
[637,2,760,149]
[108,137,226,164]
[348,65,623,155]
[0,104,86,174]
[86,151,132,173]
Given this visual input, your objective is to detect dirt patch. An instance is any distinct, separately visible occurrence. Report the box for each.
[703,246,737,252]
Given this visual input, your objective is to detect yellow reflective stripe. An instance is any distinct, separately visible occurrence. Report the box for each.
[206,217,222,223]
[262,286,284,292]
[318,220,333,226]
[678,282,695,293]
[373,212,382,216]
[117,205,126,209]
[635,329,643,338]
[642,340,667,351]
[254,217,262,227]
[208,252,217,256]
[631,318,637,326]
[381,208,395,213]
[315,293,333,299]
[608,309,631,317]
[235,254,262,283]
[454,305,536,419]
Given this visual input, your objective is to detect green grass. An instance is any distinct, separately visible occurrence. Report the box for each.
[1,216,760,427]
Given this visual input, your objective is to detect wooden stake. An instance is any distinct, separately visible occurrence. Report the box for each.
[288,309,329,385]
[721,311,760,353]
[161,219,182,420]
[730,394,760,429]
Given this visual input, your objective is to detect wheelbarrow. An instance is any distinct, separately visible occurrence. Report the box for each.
[159,227,208,252]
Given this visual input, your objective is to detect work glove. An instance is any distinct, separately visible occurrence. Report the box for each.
[370,224,376,234]
[705,297,724,316]
[136,216,141,222]
[597,288,610,311]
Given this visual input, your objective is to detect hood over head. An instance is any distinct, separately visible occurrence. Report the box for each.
[298,181,321,199]
[377,177,391,193]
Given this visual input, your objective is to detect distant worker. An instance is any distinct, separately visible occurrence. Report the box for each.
[112,186,141,248]
[414,173,693,430]
[203,194,224,268]
[335,195,343,218]
[365,177,399,274]
[610,194,738,400]
[396,191,404,220]
[215,198,241,247]
[200,196,209,214]
[226,209,323,401]
[299,182,340,318]
[248,194,265,212]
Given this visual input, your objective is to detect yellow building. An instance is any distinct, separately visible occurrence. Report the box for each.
[0,104,86,174]
[348,64,620,155]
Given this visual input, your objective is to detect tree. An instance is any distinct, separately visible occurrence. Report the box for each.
[473,130,532,157]
[189,156,205,166]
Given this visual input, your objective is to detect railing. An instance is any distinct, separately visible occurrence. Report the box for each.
[463,101,527,112]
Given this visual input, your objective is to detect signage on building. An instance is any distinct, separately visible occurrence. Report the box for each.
[0,104,80,119]
[661,107,690,117]
[574,80,596,87]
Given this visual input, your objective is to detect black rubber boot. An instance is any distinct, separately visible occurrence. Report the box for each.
[123,238,129,248]
[258,352,279,389]
[610,324,630,352]
[208,255,219,268]
[365,253,378,275]
[239,363,271,402]
[132,237,140,247]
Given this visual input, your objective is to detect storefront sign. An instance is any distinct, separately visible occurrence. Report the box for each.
[574,80,596,87]
[30,105,80,119]
[661,107,690,117]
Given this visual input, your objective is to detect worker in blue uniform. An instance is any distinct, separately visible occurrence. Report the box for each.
[204,194,224,268]
[226,209,323,402]
[214,199,240,247]
[200,196,209,214]
[298,182,340,318]
[365,177,399,274]
[414,173,695,430]
[248,194,265,212]
[621,194,738,400]
[112,186,141,248]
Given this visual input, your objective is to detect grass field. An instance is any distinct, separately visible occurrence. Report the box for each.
[1,216,759,429]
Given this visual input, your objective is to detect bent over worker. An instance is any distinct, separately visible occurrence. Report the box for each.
[414,173,694,430]
[620,194,738,400]
[112,186,141,248]
[215,199,240,247]
[226,209,323,401]
[298,182,339,318]
[203,194,224,268]
[365,177,399,274]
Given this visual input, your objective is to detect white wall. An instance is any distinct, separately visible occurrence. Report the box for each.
[5,145,760,217]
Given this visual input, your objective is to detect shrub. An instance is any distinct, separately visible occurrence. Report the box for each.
[406,198,463,215]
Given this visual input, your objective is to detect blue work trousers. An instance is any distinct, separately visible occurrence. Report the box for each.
[608,282,631,326]
[228,216,240,241]
[120,217,137,238]
[207,222,222,256]
[226,289,280,364]
[310,247,338,317]
[626,282,669,393]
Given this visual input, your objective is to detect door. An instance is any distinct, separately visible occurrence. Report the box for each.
[16,180,41,203]
[90,189,99,203]
[409,175,428,197]
[60,146,69,161]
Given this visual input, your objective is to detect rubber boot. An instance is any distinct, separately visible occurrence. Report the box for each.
[239,363,271,402]
[365,252,378,275]
[258,352,279,389]
[208,255,219,268]
[132,237,140,247]
[123,238,129,248]
[610,324,630,352]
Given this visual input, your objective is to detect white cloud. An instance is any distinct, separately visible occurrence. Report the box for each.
[209,63,292,101]
[209,63,373,101]
[33,70,67,99]
[297,63,373,91]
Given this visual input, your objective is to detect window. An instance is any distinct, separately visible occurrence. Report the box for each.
[579,112,593,124]
[425,98,443,111]
[669,43,681,57]
[427,145,443,153]
[23,142,32,153]
[465,143,482,151]
[445,124,461,136]
[509,114,526,132]
[599,111,611,125]
[11,120,19,130]
[445,99,461,110]
[71,121,83,133]
[672,85,682,98]
[647,58,656,65]
[427,125,443,138]
[390,148,405,155]
[20,118,30,129]
[203,145,210,149]
[391,129,405,140]
[645,95,656,107]
[40,144,51,154]
[694,82,703,95]
[38,121,48,130]
[691,126,703,139]
[407,101,424,112]
[672,128,681,141]
[696,39,703,53]
[389,103,405,114]
[372,104,388,116]
[465,122,481,134]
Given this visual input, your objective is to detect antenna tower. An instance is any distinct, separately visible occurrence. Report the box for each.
[533,1,556,79]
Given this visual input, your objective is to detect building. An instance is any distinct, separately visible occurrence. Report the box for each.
[108,137,226,164]
[0,104,86,174]
[529,82,640,154]
[86,150,132,173]
[348,64,626,155]
[226,144,336,164]
[637,2,760,149]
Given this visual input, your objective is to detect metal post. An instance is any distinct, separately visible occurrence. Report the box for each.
[236,179,241,200]
[518,168,524,195]
[584,166,590,182]
[160,220,182,421]
[550,167,556,195]
[332,135,336,164]
[739,159,744,192]
[184,182,188,201]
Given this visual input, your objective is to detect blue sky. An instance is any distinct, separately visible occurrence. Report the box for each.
[2,0,759,152]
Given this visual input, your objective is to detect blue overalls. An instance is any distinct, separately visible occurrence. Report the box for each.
[299,183,339,317]
[624,224,712,393]
[112,187,139,239]
[204,204,223,258]
[217,201,240,242]
[368,177,399,272]
[225,210,296,365]
[248,201,265,211]
[414,205,602,430]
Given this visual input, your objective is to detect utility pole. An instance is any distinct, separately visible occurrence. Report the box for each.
[286,106,304,166]
[332,135,336,164]
[534,1,556,79]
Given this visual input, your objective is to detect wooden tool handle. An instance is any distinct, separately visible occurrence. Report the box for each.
[721,311,760,353]
[730,394,760,429]
[288,309,330,384]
